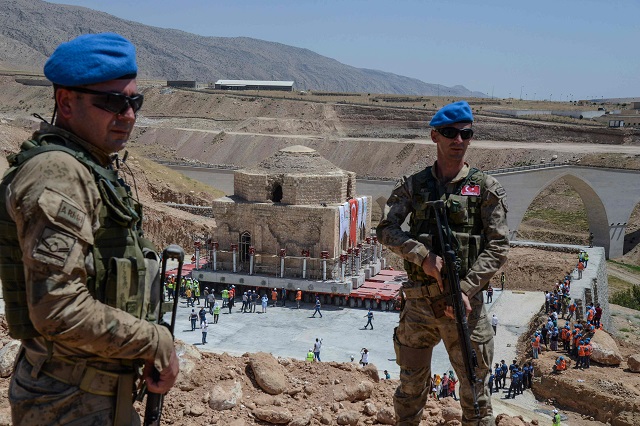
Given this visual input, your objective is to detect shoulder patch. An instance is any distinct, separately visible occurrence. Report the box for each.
[57,199,86,230]
[32,226,76,268]
[485,175,507,199]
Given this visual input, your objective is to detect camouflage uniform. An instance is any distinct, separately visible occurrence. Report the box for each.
[2,124,174,425]
[377,163,509,426]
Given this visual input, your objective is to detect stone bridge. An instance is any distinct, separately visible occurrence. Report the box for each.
[492,163,640,259]
[366,163,640,259]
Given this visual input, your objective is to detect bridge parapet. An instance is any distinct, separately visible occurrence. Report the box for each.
[488,162,571,175]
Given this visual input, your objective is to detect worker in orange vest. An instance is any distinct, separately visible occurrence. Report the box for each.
[296,288,302,309]
[572,332,582,357]
[584,338,593,369]
[531,333,541,359]
[271,288,278,307]
[561,325,571,352]
[553,356,567,373]
[576,340,587,369]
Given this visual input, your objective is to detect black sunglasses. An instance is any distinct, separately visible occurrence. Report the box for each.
[435,127,474,140]
[65,86,144,115]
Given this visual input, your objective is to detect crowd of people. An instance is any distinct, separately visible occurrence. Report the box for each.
[428,371,459,401]
[166,275,379,368]
[533,254,602,376]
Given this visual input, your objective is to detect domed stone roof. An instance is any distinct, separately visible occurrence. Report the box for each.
[234,145,356,205]
[244,145,342,175]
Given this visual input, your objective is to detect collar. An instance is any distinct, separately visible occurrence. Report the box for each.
[37,122,116,167]
[431,162,470,184]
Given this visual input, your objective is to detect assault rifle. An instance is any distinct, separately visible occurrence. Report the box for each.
[426,200,481,418]
[144,244,185,426]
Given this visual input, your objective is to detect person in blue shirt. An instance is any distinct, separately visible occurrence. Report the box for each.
[311,296,323,318]
[493,363,502,391]
[506,368,519,399]
[363,309,374,329]
[500,360,508,388]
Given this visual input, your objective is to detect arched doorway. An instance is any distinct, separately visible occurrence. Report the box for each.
[240,231,251,262]
[272,183,283,202]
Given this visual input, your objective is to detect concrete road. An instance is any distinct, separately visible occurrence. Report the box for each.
[171,287,543,381]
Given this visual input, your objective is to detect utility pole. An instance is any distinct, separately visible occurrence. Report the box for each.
[520,85,524,100]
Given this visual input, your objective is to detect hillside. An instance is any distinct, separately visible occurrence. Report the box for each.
[0,0,484,96]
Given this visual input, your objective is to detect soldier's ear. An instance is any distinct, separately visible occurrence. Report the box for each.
[55,88,76,119]
[430,129,439,144]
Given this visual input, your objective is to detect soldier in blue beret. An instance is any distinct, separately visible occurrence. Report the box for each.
[1,33,179,425]
[377,100,509,425]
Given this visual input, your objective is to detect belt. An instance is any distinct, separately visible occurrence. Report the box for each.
[25,352,132,397]
[403,282,442,299]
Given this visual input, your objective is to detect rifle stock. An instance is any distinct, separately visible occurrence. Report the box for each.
[426,200,481,418]
[144,244,185,426]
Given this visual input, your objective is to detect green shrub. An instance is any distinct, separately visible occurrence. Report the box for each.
[610,285,640,310]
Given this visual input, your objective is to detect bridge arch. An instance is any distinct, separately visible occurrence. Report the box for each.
[498,164,640,259]
[514,173,608,253]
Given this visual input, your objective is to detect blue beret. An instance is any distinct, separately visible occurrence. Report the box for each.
[429,100,473,127]
[44,33,137,86]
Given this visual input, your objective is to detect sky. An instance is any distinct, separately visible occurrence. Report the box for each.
[47,0,640,100]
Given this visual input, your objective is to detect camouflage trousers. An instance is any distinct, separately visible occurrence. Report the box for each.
[10,353,140,426]
[393,296,494,426]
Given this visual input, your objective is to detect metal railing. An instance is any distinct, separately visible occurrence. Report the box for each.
[487,161,572,175]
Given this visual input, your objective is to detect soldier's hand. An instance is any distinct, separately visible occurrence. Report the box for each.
[144,349,179,394]
[421,253,444,291]
[444,292,472,320]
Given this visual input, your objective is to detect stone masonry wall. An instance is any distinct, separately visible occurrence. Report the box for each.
[212,199,340,258]
[282,174,347,205]
[234,172,268,202]
[234,170,356,206]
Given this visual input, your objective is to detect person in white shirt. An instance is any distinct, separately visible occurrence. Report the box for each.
[491,314,498,335]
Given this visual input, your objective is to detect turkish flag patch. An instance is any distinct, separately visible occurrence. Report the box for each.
[461,185,481,196]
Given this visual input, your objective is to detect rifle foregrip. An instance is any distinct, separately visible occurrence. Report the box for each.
[144,393,163,425]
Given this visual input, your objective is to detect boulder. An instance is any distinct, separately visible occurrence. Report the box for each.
[174,340,203,391]
[253,407,292,424]
[496,414,528,426]
[344,380,374,402]
[362,363,380,382]
[0,340,20,378]
[441,406,462,422]
[185,403,205,417]
[376,407,396,425]
[208,380,242,410]
[627,354,640,373]
[289,409,314,426]
[336,410,360,425]
[590,331,623,366]
[249,352,287,395]
[363,402,377,416]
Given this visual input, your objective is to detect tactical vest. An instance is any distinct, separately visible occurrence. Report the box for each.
[404,166,486,284]
[0,133,159,340]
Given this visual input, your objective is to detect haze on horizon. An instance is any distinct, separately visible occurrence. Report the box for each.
[47,0,640,101]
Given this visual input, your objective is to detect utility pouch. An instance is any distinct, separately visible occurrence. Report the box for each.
[393,327,431,369]
[447,195,469,225]
[143,248,161,322]
[106,257,140,317]
[430,295,448,319]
